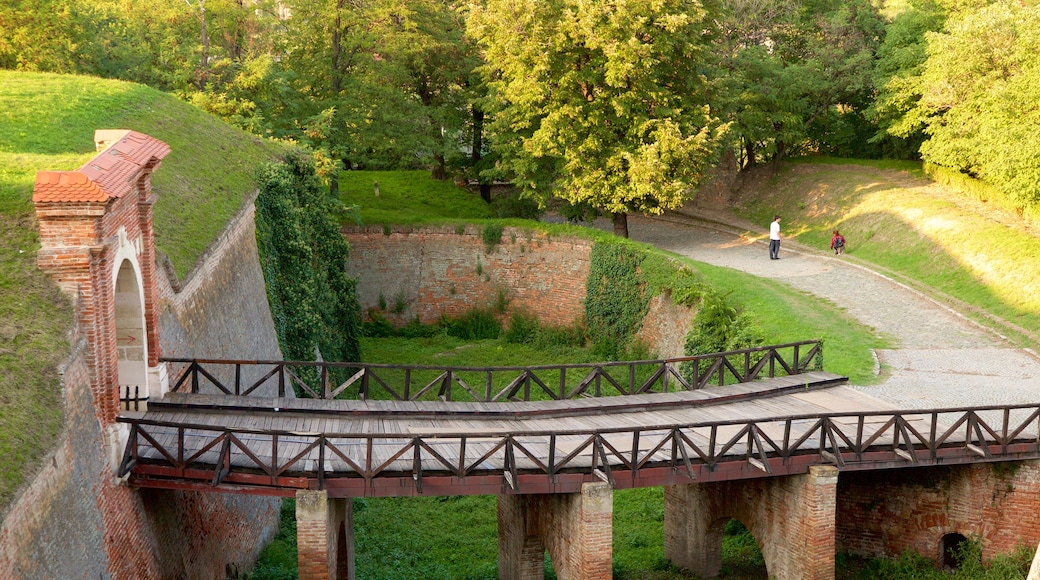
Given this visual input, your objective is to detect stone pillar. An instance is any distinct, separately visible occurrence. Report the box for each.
[498,482,613,580]
[296,490,354,580]
[664,465,838,580]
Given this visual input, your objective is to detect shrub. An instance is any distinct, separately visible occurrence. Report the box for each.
[490,190,542,219]
[504,309,540,344]
[442,308,502,340]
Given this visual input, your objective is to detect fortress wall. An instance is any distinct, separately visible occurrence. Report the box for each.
[345,226,591,328]
[836,463,1040,562]
[344,226,695,358]
[1,196,281,579]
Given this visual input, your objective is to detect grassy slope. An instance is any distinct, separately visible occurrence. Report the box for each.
[0,71,286,507]
[735,158,1040,347]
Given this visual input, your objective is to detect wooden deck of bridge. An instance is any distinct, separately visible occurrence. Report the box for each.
[121,370,1035,497]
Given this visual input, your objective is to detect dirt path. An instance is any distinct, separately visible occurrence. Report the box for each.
[617,212,1040,410]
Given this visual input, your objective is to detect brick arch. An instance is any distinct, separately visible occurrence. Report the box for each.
[114,255,149,396]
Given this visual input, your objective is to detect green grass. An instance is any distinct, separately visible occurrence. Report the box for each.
[339,170,494,225]
[0,70,286,507]
[735,160,1040,347]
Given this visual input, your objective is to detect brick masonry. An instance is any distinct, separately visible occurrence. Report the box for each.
[344,225,592,328]
[295,490,353,580]
[498,482,613,580]
[343,225,696,358]
[664,465,838,580]
[0,132,281,579]
[836,462,1040,562]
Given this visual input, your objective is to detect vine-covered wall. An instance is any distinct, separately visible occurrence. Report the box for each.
[255,151,362,367]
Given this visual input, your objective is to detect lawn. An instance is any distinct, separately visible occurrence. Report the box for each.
[734,159,1040,347]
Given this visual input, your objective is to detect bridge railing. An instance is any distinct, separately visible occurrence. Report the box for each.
[161,339,823,401]
[117,401,1040,494]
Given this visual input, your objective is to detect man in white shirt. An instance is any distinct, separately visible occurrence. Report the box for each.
[769,215,781,259]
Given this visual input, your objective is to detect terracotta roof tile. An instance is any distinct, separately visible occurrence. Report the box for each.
[32,171,108,203]
[32,130,171,204]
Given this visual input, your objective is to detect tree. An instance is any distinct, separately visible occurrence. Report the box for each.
[909,2,1040,206]
[468,0,723,237]
[709,0,886,168]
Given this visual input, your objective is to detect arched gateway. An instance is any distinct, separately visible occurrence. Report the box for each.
[32,129,169,460]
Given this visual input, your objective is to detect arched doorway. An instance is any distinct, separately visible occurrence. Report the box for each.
[940,532,970,570]
[115,258,149,400]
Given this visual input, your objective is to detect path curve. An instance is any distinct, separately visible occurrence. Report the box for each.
[617,212,1040,410]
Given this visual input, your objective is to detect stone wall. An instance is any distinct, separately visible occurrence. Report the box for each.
[836,462,1040,562]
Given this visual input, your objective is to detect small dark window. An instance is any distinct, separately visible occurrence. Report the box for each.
[941,533,969,569]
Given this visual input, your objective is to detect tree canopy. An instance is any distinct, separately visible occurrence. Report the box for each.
[5,0,1040,218]
[468,0,724,235]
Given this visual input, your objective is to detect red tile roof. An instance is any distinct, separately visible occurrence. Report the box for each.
[32,131,171,204]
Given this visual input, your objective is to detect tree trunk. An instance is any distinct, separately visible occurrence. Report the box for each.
[744,139,756,168]
[431,154,447,180]
[472,106,491,203]
[612,212,629,238]
[331,0,344,94]
[197,0,209,90]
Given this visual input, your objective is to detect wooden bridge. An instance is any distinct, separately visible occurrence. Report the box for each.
[117,339,1040,498]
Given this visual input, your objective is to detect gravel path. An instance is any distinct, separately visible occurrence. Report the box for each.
[615,212,1040,410]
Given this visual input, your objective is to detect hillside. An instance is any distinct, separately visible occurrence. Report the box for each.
[0,71,287,506]
[722,159,1040,348]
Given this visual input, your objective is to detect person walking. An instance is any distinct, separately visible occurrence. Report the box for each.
[769,215,781,259]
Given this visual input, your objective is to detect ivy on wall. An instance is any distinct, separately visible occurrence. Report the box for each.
[584,242,651,359]
[255,151,362,377]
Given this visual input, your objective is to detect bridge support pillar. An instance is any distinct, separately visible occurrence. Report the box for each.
[296,490,354,580]
[497,481,613,580]
[664,465,838,580]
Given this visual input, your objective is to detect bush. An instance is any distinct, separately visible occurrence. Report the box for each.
[681,289,765,384]
[442,308,502,340]
[490,190,542,220]
[504,309,540,344]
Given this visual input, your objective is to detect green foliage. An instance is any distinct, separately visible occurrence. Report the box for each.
[482,223,504,253]
[469,0,723,220]
[489,190,542,220]
[441,308,502,341]
[243,499,297,580]
[880,2,1040,210]
[837,538,1033,580]
[255,151,362,379]
[585,243,650,359]
[504,309,541,345]
[681,287,766,381]
[504,309,588,350]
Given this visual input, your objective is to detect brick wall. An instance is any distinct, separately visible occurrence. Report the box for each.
[344,225,698,358]
[344,226,591,328]
[836,462,1040,562]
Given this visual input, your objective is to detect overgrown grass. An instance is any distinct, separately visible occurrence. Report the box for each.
[0,70,285,507]
[735,160,1040,347]
[339,170,494,225]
